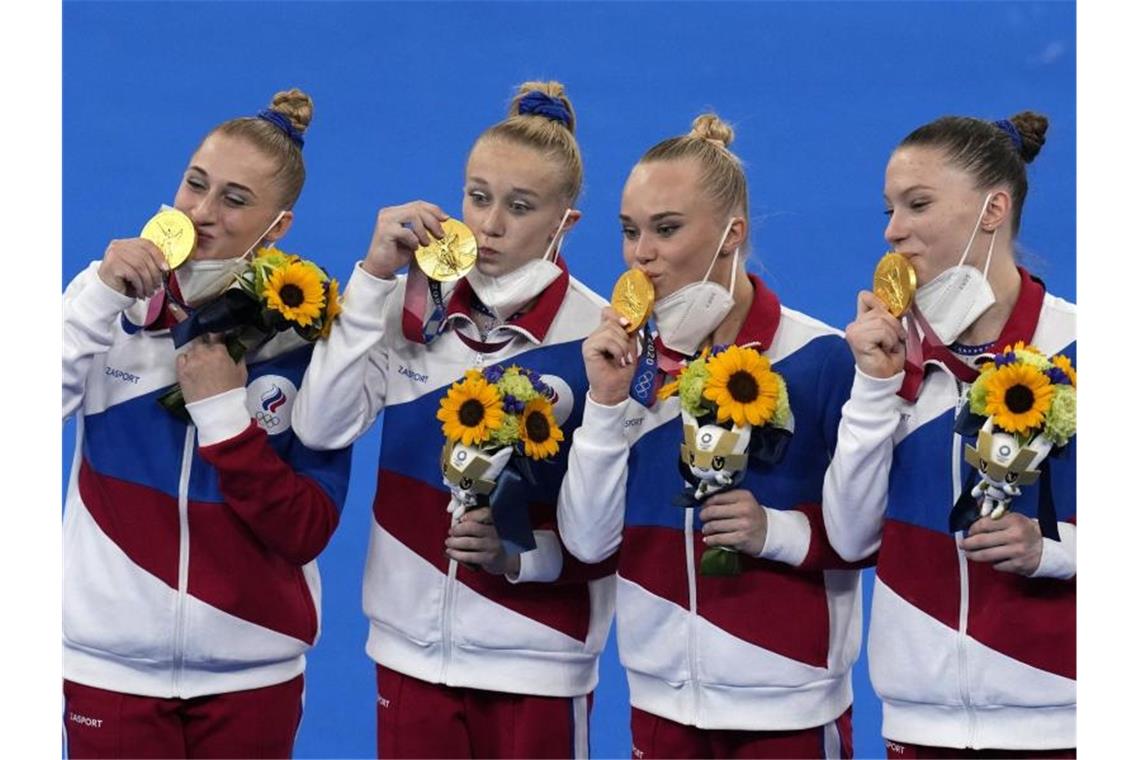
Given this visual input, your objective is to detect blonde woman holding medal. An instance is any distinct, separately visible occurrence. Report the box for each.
[558,114,865,758]
[821,113,1076,757]
[292,81,615,758]
[61,89,352,758]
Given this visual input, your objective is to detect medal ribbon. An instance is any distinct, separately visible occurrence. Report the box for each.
[898,270,1046,402]
[898,306,981,402]
[401,258,449,345]
[629,325,691,409]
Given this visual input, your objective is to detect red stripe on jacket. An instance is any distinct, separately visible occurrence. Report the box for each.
[78,457,324,643]
[374,467,609,643]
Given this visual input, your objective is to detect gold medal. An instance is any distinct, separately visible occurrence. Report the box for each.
[140,208,196,270]
[414,218,478,282]
[873,252,917,318]
[611,269,655,333]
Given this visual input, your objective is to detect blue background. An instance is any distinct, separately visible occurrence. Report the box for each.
[62,1,1075,757]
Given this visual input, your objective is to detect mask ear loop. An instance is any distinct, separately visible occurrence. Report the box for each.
[702,218,740,292]
[543,208,574,265]
[922,193,995,319]
[958,192,995,271]
[241,209,288,260]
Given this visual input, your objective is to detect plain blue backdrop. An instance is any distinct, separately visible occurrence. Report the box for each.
[62,2,1075,758]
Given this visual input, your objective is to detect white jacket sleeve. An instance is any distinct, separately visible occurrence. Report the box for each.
[1031,521,1076,580]
[292,263,400,451]
[822,367,905,562]
[557,393,631,564]
[63,262,135,420]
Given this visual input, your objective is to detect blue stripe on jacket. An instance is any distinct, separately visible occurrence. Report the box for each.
[84,342,350,510]
[626,333,854,533]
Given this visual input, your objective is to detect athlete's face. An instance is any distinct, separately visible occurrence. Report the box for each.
[883,145,1001,287]
[462,138,579,277]
[620,158,743,300]
[173,132,292,261]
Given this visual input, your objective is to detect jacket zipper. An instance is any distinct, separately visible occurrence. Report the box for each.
[440,349,484,682]
[440,516,460,683]
[684,508,701,720]
[172,426,195,696]
[951,382,977,746]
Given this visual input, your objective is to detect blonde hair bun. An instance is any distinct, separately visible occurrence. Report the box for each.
[508,80,576,134]
[269,88,314,135]
[689,113,734,149]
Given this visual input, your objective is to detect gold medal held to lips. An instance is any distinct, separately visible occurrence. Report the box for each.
[873,251,917,318]
[140,208,196,270]
[414,218,478,282]
[611,269,655,333]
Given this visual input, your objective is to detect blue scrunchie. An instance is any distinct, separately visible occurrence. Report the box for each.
[256,109,305,149]
[517,91,571,127]
[993,119,1022,153]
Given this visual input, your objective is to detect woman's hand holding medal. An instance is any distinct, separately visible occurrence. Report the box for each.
[847,252,915,379]
[582,307,639,406]
[361,200,450,280]
[98,238,169,299]
[848,291,908,379]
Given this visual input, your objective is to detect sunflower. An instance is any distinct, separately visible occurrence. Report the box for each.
[657,378,680,401]
[265,260,326,326]
[702,345,781,427]
[982,363,1054,436]
[437,374,504,446]
[318,278,343,339]
[1052,354,1077,388]
[519,397,564,459]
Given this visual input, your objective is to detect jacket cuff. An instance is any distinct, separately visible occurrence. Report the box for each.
[77,268,136,321]
[506,530,563,584]
[850,366,905,403]
[756,507,810,566]
[344,262,400,320]
[1030,522,1076,579]
[187,388,254,447]
[576,393,631,447]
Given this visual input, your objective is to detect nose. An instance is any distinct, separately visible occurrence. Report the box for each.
[478,203,505,238]
[628,236,653,267]
[187,192,218,227]
[884,211,906,248]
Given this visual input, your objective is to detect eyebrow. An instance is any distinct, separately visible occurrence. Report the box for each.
[885,184,936,200]
[188,165,257,197]
[619,211,685,222]
[467,176,540,198]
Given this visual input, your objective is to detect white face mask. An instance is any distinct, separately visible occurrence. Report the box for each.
[912,193,999,345]
[174,207,286,306]
[652,219,739,356]
[465,208,571,320]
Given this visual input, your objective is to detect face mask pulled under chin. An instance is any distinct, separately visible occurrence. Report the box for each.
[652,221,739,356]
[465,209,570,320]
[912,193,998,345]
[171,205,287,307]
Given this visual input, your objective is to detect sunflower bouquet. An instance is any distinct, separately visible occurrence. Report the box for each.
[158,246,342,419]
[659,344,793,575]
[958,341,1076,522]
[435,364,564,554]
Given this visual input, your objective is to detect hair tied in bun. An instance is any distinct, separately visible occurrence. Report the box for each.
[256,109,305,149]
[517,91,572,128]
[992,119,1022,153]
